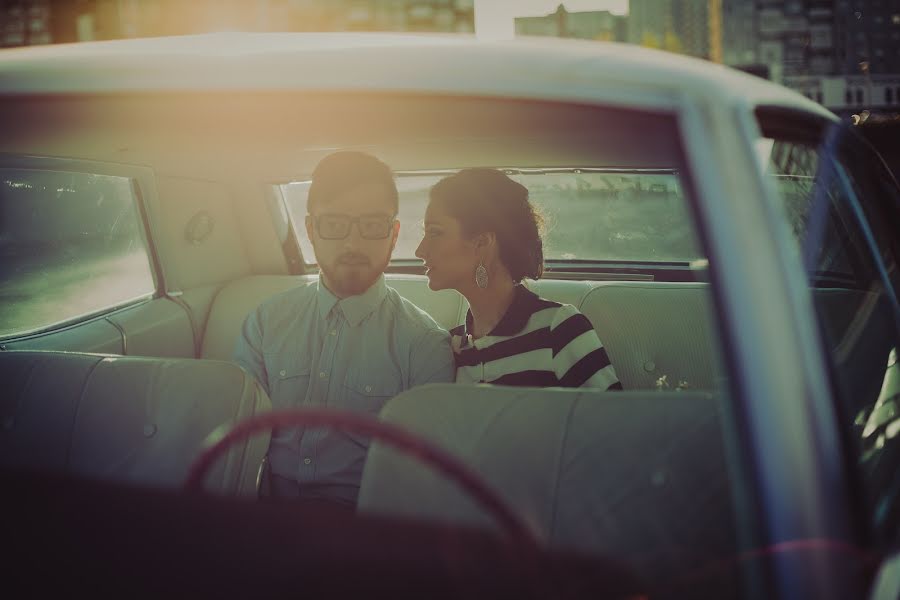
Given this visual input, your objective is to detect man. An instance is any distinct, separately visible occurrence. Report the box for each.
[234,151,455,508]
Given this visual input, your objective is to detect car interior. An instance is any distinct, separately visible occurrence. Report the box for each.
[5,89,881,598]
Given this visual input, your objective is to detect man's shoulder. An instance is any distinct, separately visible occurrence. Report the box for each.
[382,286,448,336]
[254,278,318,319]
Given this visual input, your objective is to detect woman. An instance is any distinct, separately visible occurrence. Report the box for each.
[415,168,622,390]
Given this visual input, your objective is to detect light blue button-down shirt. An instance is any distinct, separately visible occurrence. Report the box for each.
[233,275,455,506]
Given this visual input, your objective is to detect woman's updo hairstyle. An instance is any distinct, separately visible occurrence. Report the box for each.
[430,168,544,282]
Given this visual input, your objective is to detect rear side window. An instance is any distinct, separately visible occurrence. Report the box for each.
[0,168,156,337]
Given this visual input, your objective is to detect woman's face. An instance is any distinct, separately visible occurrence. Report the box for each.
[415,200,479,292]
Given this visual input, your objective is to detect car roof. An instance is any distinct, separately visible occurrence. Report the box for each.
[0,32,833,118]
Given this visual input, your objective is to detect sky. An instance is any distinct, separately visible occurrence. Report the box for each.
[475,0,629,40]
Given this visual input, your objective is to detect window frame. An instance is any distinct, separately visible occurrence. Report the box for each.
[0,154,164,341]
[701,104,861,595]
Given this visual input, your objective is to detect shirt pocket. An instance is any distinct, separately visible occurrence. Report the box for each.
[341,377,400,449]
[265,359,311,443]
[341,377,400,417]
[264,353,311,411]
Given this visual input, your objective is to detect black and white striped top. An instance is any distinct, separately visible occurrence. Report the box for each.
[451,285,622,390]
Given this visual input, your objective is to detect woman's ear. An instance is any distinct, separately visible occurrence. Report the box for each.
[473,231,496,251]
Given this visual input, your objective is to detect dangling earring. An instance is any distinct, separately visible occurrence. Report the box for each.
[475,260,489,289]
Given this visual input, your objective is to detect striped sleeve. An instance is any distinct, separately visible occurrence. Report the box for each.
[550,306,621,390]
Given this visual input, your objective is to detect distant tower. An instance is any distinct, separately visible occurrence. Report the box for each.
[709,0,722,63]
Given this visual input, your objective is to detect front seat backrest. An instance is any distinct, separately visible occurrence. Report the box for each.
[358,384,736,583]
[0,351,271,496]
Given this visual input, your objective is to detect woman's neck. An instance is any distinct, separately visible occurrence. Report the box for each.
[464,276,517,339]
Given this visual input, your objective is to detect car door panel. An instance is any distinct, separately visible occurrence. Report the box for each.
[107,297,194,358]
[5,315,123,354]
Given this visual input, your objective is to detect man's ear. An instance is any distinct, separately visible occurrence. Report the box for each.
[389,219,400,252]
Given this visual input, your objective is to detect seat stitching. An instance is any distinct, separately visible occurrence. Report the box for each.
[63,355,106,471]
[232,368,255,494]
[14,359,39,417]
[547,394,578,540]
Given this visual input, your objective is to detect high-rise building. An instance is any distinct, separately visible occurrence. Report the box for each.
[1,0,51,47]
[627,0,673,49]
[748,0,900,114]
[806,0,836,75]
[675,0,711,59]
[0,0,475,46]
[721,0,758,67]
[833,0,900,76]
[750,0,900,80]
[755,0,812,81]
[627,0,712,59]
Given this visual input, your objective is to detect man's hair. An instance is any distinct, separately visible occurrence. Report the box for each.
[307,151,399,215]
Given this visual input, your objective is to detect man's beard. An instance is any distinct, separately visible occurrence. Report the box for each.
[318,251,391,298]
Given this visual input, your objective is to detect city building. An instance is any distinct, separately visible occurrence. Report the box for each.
[785,72,900,113]
[4,0,898,116]
[721,0,758,67]
[833,0,900,76]
[627,0,712,59]
[0,0,475,47]
[750,0,900,114]
[515,4,625,42]
[1,0,51,46]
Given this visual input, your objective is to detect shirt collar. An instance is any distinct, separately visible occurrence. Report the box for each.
[464,284,540,338]
[317,275,388,327]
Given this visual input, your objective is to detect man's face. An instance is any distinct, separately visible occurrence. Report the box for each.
[305,182,399,298]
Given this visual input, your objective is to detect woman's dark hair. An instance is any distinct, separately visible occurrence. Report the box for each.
[307,151,398,215]
[430,168,544,282]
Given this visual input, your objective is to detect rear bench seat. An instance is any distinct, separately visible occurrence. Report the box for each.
[0,350,271,496]
[202,274,719,390]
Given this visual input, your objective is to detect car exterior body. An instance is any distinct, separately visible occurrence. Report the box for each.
[1,33,898,599]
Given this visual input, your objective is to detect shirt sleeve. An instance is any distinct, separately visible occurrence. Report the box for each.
[551,306,622,390]
[232,307,270,396]
[408,326,456,387]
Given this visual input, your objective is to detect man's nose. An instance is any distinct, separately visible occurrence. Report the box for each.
[414,238,426,259]
[342,222,364,247]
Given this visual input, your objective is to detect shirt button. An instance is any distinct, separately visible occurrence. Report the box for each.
[365,385,372,393]
[303,458,311,465]
[330,329,337,336]
[319,371,326,378]
[279,370,286,377]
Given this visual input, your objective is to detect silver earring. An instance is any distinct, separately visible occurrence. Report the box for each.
[475,260,488,289]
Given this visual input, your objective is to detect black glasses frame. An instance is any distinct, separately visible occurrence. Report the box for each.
[312,213,396,240]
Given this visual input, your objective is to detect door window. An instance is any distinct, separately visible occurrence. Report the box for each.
[0,168,156,337]
[762,126,900,545]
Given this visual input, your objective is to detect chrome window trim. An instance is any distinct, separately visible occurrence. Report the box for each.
[0,295,154,343]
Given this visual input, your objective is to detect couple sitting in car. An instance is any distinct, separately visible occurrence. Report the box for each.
[233,151,620,505]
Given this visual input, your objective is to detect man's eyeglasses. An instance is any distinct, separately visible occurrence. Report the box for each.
[312,213,396,240]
